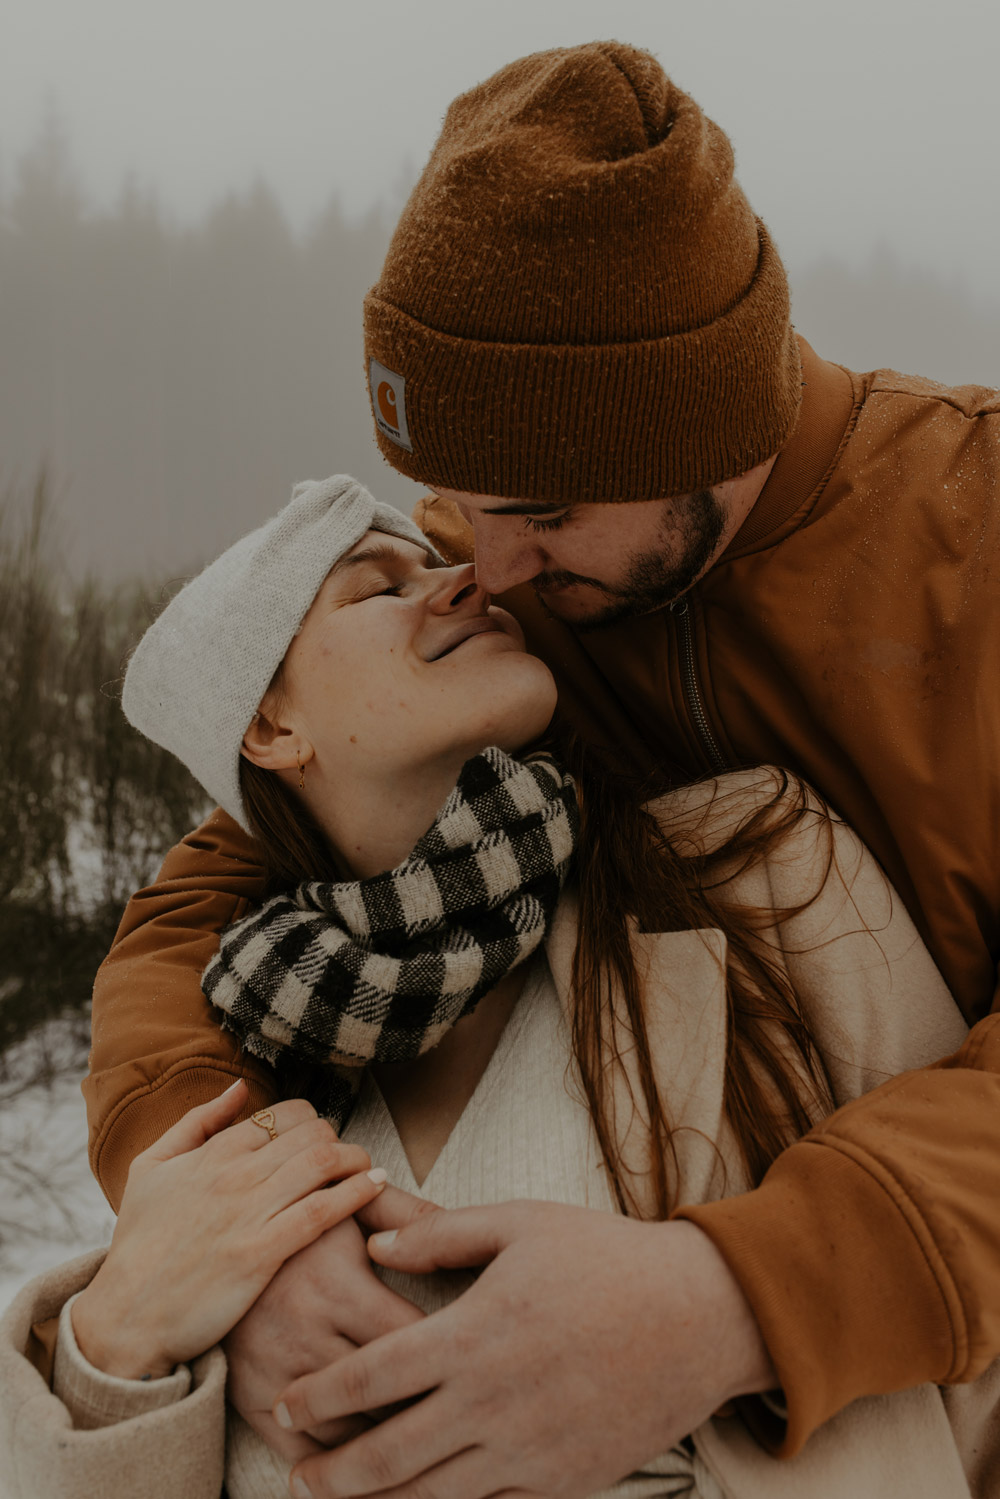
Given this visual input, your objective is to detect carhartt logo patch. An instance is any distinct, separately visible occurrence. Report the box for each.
[369,359,412,452]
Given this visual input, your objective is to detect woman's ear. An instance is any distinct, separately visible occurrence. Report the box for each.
[241,702,313,773]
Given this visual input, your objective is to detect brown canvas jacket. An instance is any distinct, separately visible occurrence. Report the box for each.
[85,337,1000,1455]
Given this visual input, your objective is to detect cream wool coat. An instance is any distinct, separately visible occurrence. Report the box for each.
[1,770,997,1499]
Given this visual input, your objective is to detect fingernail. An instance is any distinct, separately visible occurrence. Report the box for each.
[366,1167,388,1185]
[274,1401,293,1429]
[370,1229,397,1249]
[291,1478,313,1499]
[221,1079,243,1095]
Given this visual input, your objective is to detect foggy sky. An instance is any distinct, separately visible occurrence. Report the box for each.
[3,0,999,579]
[4,0,1000,305]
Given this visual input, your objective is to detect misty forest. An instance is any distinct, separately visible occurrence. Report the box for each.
[1,117,999,1274]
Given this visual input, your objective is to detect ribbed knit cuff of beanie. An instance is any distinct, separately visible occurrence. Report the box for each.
[364,41,802,504]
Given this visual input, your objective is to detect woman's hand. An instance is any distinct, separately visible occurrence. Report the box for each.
[71,1081,386,1380]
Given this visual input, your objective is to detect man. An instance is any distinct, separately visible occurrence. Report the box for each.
[85,40,1000,1496]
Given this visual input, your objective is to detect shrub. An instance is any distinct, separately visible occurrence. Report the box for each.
[0,475,208,1057]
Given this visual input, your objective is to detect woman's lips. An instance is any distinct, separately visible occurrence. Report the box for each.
[431,618,507,660]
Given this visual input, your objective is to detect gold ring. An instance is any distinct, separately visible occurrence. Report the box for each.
[250,1107,278,1142]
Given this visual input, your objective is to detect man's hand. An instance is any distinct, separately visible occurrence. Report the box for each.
[275,1199,777,1498]
[224,1198,427,1461]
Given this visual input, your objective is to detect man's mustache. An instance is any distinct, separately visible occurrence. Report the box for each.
[532,570,618,597]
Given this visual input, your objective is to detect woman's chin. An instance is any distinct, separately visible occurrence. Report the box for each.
[483,692,558,757]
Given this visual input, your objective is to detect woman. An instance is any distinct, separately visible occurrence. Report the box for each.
[0,475,988,1499]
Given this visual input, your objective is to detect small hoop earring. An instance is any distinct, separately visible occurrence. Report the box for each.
[297,760,305,791]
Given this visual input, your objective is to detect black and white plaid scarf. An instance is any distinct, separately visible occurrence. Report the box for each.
[203,747,578,1126]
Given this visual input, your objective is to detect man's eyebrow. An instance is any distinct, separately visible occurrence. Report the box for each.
[479,501,569,516]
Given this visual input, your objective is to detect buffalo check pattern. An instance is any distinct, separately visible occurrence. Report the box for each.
[203,748,579,1126]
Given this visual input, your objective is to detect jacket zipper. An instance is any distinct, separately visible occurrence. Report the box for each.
[670,597,729,774]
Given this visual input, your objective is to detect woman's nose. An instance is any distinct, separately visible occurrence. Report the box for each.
[426,562,486,612]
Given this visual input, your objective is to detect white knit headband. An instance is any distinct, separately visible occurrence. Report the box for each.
[122,475,442,829]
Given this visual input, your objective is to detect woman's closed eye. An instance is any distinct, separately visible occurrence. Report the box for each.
[344,574,406,604]
[329,539,435,607]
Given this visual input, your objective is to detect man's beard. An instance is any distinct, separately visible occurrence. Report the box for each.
[532,490,727,630]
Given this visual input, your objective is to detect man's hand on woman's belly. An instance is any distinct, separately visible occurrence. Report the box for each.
[274,1196,776,1499]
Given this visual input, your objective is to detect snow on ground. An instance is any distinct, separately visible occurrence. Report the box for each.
[0,1022,116,1314]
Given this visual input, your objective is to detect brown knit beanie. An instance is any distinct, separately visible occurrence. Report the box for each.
[364,41,801,503]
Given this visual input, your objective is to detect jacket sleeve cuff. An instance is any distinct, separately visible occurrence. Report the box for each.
[93,1062,279,1211]
[674,1136,958,1455]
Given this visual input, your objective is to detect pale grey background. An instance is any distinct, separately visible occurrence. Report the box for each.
[2,0,998,574]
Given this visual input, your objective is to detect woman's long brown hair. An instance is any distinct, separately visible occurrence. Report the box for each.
[238,737,836,1220]
[563,740,835,1218]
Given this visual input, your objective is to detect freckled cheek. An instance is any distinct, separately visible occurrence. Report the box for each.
[358,693,421,723]
[313,639,426,742]
[339,683,425,742]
